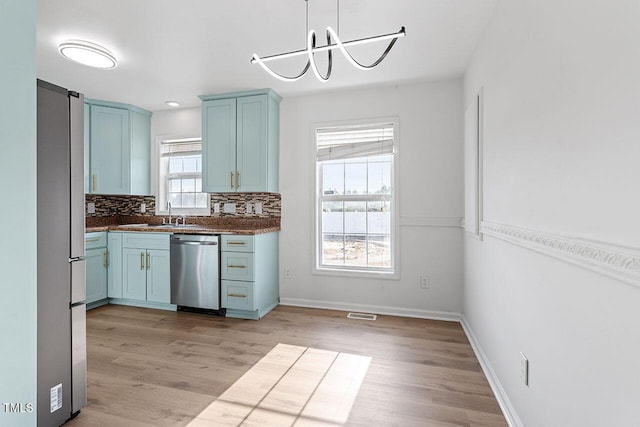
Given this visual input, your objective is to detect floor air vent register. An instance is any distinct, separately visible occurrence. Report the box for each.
[347,312,377,321]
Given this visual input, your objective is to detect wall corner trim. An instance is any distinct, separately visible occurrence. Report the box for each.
[279,298,461,322]
[480,221,640,286]
[461,316,523,427]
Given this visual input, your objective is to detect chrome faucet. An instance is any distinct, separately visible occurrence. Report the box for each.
[167,201,172,225]
[176,215,186,226]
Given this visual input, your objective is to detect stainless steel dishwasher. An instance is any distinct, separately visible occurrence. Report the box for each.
[170,234,220,310]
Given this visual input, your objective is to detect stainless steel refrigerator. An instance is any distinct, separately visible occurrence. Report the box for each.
[37,79,87,426]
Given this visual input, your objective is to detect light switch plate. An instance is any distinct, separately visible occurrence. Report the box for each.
[246,203,253,214]
[255,202,263,214]
[87,202,95,214]
[140,203,146,213]
[213,203,220,213]
[223,203,236,213]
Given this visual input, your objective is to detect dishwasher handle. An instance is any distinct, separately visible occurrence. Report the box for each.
[171,240,218,246]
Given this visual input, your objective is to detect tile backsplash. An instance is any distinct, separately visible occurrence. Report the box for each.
[85,193,281,219]
[210,193,280,218]
[85,194,156,217]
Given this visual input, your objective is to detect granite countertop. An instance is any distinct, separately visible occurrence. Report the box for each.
[85,215,280,235]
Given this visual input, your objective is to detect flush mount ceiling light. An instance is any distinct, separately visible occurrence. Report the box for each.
[165,101,180,107]
[58,40,117,69]
[251,0,405,82]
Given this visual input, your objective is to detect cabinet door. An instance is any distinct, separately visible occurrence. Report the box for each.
[85,248,107,304]
[146,249,170,304]
[129,110,150,195]
[107,233,123,298]
[90,105,130,194]
[122,248,147,301]
[236,95,268,192]
[84,103,91,193]
[202,98,237,192]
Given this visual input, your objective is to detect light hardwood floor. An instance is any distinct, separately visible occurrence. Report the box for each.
[67,305,507,427]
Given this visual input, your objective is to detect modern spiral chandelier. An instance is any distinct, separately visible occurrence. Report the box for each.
[251,0,406,82]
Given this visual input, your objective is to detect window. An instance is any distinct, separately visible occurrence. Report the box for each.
[315,121,397,276]
[158,138,209,214]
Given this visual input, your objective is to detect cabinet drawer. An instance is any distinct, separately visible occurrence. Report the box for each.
[221,235,254,252]
[221,280,255,310]
[85,232,107,249]
[122,232,170,250]
[221,252,254,281]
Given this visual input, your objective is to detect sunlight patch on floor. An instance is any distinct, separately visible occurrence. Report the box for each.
[187,343,372,426]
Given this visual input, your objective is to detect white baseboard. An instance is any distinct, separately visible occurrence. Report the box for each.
[279,298,461,322]
[460,315,523,427]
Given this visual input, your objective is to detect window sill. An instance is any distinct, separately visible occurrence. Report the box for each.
[312,266,399,280]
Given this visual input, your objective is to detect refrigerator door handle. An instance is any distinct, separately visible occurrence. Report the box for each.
[69,91,85,260]
[69,256,86,263]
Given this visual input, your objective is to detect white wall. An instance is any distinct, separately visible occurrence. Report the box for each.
[0,1,37,425]
[279,80,464,318]
[151,107,201,139]
[463,1,640,425]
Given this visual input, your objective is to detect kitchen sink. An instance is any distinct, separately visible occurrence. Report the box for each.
[119,223,149,227]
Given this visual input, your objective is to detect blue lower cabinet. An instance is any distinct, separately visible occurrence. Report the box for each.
[107,232,123,298]
[85,248,107,305]
[220,233,279,320]
[85,232,108,308]
[111,232,175,311]
[122,248,148,301]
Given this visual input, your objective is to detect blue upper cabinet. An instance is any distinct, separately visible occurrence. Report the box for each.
[200,89,280,193]
[85,99,152,195]
[202,98,237,192]
[129,110,151,195]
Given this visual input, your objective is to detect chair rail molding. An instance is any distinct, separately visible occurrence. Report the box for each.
[481,221,640,286]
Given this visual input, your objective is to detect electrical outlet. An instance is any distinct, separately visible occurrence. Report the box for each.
[420,275,430,289]
[285,268,291,279]
[140,203,146,213]
[223,203,236,213]
[520,352,529,386]
[213,203,220,213]
[87,202,95,214]
[254,202,263,214]
[246,203,253,214]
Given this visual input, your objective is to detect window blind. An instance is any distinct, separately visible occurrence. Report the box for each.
[161,139,202,157]
[316,124,394,161]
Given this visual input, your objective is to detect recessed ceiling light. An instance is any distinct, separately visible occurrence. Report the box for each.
[58,40,117,69]
[165,101,180,107]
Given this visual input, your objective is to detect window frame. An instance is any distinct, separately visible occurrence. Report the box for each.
[154,136,210,216]
[311,117,400,280]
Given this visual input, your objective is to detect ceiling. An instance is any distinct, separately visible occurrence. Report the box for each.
[37,0,498,112]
